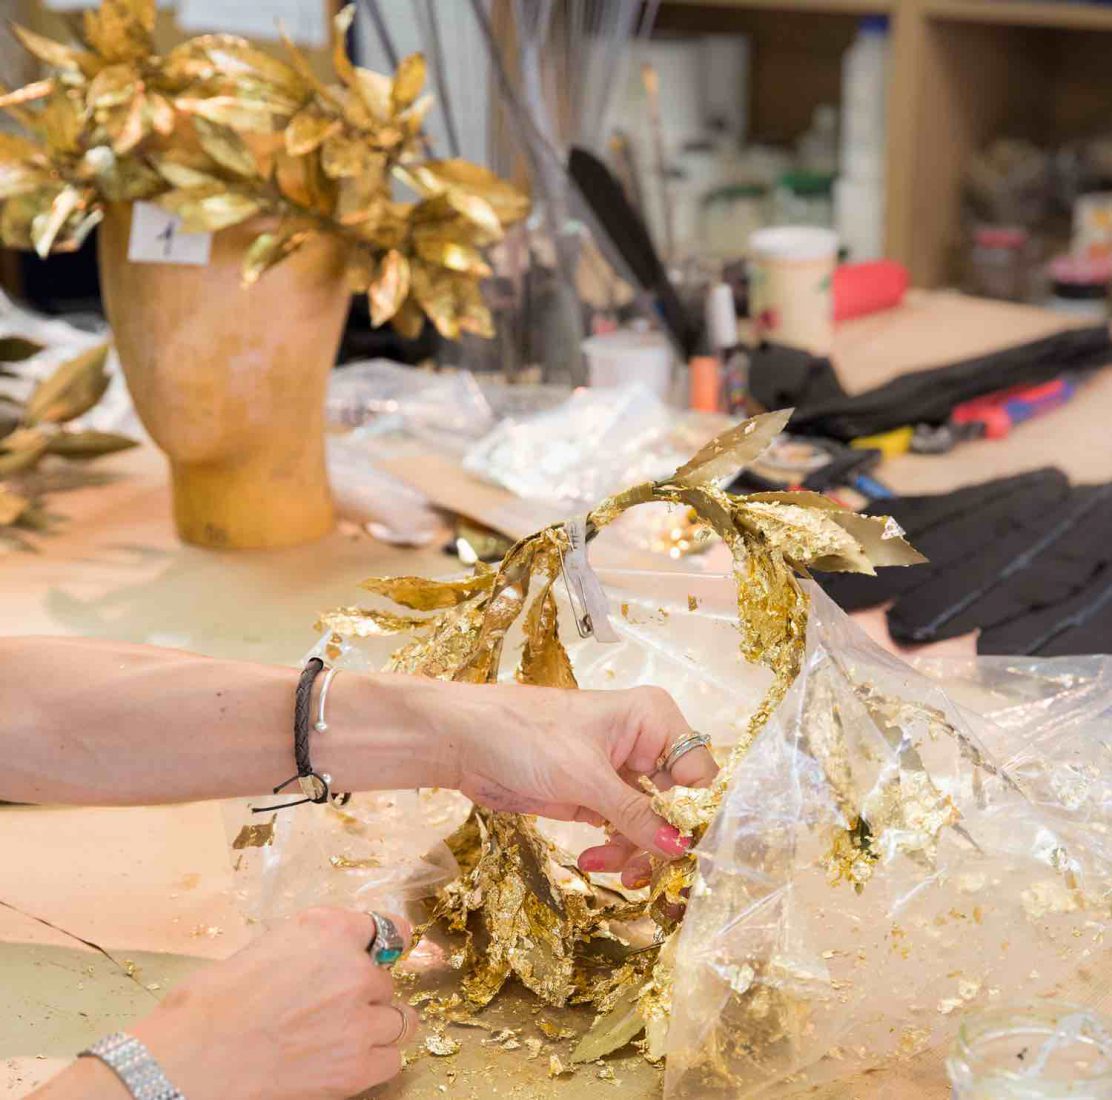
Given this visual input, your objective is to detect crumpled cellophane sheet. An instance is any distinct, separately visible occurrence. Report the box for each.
[665,583,1111,1098]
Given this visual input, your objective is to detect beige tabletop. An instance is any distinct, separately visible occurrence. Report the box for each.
[1,291,1109,1099]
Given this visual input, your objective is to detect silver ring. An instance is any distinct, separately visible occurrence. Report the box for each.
[386,1004,411,1046]
[366,911,405,967]
[659,732,712,773]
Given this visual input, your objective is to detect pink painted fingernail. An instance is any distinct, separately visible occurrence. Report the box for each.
[579,854,603,872]
[655,825,691,856]
[628,873,651,889]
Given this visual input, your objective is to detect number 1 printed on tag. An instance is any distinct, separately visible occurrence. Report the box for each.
[127,201,212,266]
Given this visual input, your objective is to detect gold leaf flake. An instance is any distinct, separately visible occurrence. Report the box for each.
[25,344,110,424]
[320,131,374,178]
[425,1031,460,1057]
[83,0,154,64]
[232,817,276,849]
[517,583,577,690]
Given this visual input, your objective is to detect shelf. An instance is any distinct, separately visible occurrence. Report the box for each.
[924,0,1112,31]
[662,0,893,16]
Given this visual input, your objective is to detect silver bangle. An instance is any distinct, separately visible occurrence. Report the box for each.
[314,666,340,733]
[80,1033,185,1100]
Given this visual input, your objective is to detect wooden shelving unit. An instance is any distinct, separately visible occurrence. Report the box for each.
[663,0,1112,286]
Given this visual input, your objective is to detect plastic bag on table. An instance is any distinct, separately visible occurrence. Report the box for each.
[463,385,731,510]
[326,359,496,451]
[228,568,774,926]
[666,585,1110,1098]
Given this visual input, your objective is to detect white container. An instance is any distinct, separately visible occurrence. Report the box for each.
[835,174,886,261]
[840,17,889,177]
[837,17,889,260]
[748,226,838,354]
[582,331,674,400]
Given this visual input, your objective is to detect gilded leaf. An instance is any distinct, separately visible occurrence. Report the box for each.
[150,154,223,190]
[285,106,340,157]
[11,24,97,75]
[194,118,259,178]
[671,409,793,487]
[83,0,153,63]
[157,188,260,232]
[320,132,373,178]
[107,91,148,154]
[0,161,50,201]
[391,53,426,111]
[241,226,309,286]
[0,427,49,475]
[368,249,410,327]
[571,981,646,1062]
[737,501,874,575]
[414,233,491,277]
[45,429,137,459]
[411,262,493,340]
[359,572,495,610]
[0,336,43,362]
[175,96,277,133]
[332,6,359,89]
[31,186,82,259]
[826,512,927,570]
[145,92,175,135]
[351,70,392,124]
[196,36,306,98]
[38,91,85,155]
[410,160,530,225]
[518,585,577,690]
[0,486,30,527]
[0,80,55,110]
[25,344,110,424]
[391,297,425,340]
[87,63,138,110]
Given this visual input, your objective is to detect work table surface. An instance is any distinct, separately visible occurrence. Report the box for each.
[2,291,1109,1099]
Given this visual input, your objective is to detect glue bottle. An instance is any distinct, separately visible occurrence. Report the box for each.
[705,282,748,415]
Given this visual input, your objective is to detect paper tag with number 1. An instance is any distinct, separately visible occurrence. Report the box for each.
[127,201,212,266]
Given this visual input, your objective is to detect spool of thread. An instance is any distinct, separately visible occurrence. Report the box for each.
[689,355,721,412]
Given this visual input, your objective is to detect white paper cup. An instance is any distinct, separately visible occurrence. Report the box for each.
[749,226,838,354]
[582,331,674,399]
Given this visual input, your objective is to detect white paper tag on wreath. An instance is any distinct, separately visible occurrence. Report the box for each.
[127,201,213,266]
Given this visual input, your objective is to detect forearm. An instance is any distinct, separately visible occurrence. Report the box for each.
[1,636,461,806]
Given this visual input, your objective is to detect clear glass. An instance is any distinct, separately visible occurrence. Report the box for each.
[947,1005,1112,1100]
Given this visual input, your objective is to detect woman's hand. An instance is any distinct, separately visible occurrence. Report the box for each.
[443,683,718,888]
[129,908,417,1100]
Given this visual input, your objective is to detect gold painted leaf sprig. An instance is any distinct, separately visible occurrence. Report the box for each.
[0,0,530,341]
[0,340,136,539]
[317,410,926,1057]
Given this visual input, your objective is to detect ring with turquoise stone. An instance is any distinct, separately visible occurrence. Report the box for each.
[367,911,405,967]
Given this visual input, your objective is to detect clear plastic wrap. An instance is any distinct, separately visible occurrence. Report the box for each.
[229,570,1109,1095]
[666,585,1110,1098]
[463,385,731,509]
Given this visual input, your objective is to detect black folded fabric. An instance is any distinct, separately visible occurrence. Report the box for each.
[887,483,1112,645]
[818,472,1112,656]
[751,325,1112,440]
[820,469,1069,611]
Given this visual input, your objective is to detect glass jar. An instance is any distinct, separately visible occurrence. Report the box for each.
[947,1005,1112,1100]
